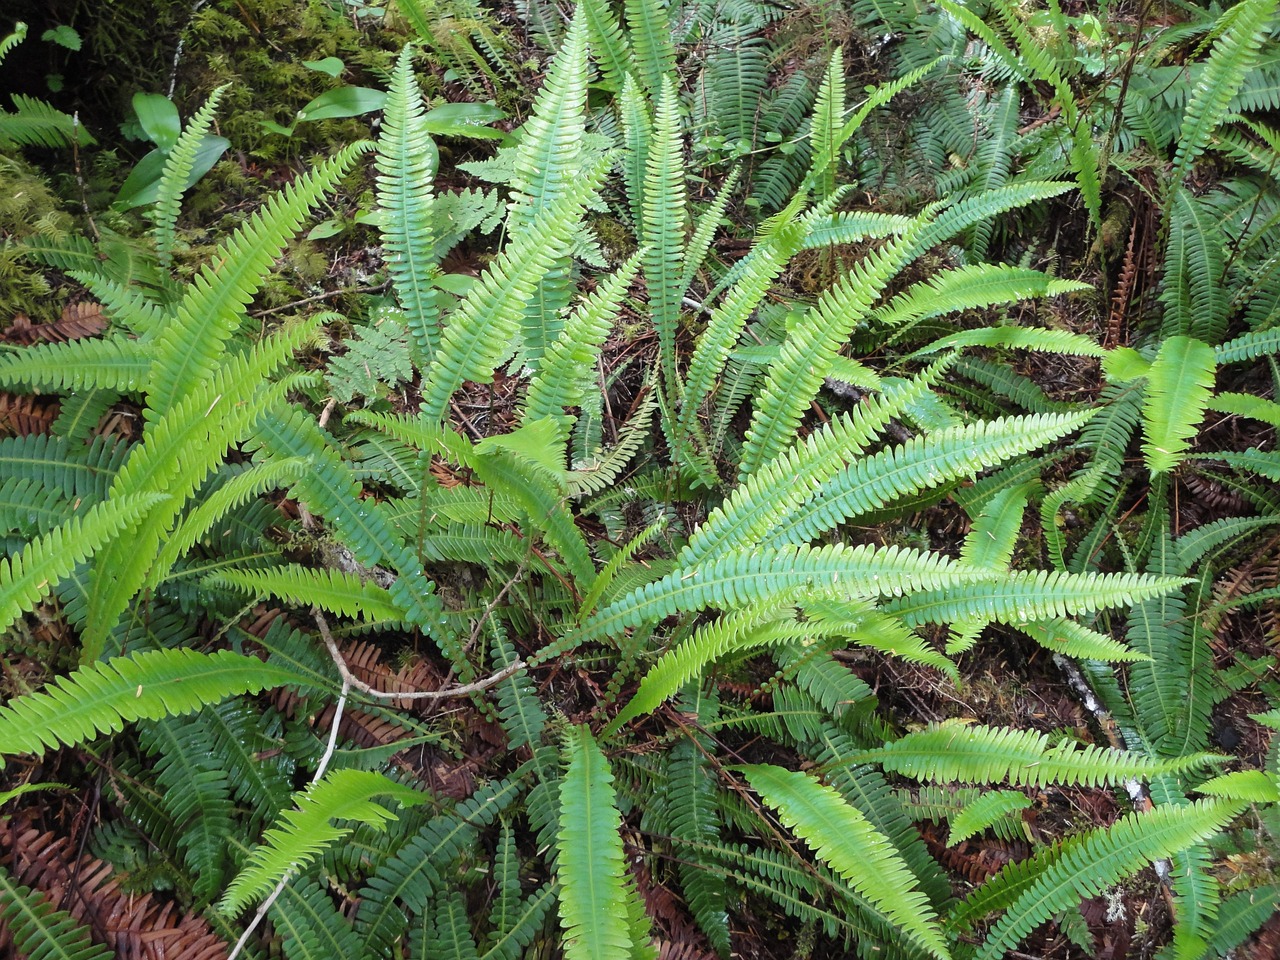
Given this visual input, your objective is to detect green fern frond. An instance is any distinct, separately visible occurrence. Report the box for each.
[876,266,1091,332]
[681,373,938,568]
[766,411,1093,547]
[0,93,92,149]
[418,158,605,423]
[0,865,113,960]
[0,491,164,636]
[509,11,590,369]
[570,404,657,500]
[270,874,362,960]
[970,799,1243,960]
[606,603,815,734]
[252,406,447,640]
[808,48,847,202]
[0,337,151,393]
[1141,335,1216,475]
[920,328,1104,366]
[377,45,441,365]
[523,249,645,426]
[145,142,370,423]
[624,0,675,96]
[579,0,632,91]
[81,321,322,655]
[1160,189,1228,341]
[489,622,548,753]
[483,882,557,960]
[1215,327,1280,365]
[557,725,634,960]
[559,543,986,658]
[885,567,1189,626]
[1207,391,1280,427]
[617,74,651,226]
[137,715,234,904]
[676,211,810,453]
[738,764,951,960]
[1171,0,1279,185]
[667,732,730,957]
[147,458,308,588]
[0,435,127,500]
[1018,618,1150,662]
[472,440,595,586]
[643,76,688,428]
[0,648,310,767]
[915,181,1074,252]
[738,222,925,478]
[208,564,408,622]
[0,22,27,66]
[151,86,227,267]
[949,790,1033,845]
[357,777,523,954]
[220,770,427,917]
[679,165,740,296]
[837,723,1220,787]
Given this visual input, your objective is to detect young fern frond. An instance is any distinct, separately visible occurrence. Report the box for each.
[556,726,634,960]
[377,45,442,365]
[207,565,408,623]
[219,770,427,918]
[1141,335,1216,476]
[145,142,370,423]
[151,86,228,267]
[0,649,310,766]
[835,723,1221,787]
[738,764,952,960]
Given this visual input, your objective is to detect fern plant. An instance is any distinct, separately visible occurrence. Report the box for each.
[1,5,1271,960]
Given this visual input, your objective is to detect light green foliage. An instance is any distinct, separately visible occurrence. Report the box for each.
[556,726,636,960]
[3,3,1278,959]
[220,770,427,917]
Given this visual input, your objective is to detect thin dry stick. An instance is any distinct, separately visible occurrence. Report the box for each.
[313,609,526,700]
[226,676,351,960]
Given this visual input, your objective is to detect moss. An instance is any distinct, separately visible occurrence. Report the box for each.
[179,0,399,162]
[0,157,74,322]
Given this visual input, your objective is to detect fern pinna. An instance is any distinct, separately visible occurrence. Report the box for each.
[1,4,1274,960]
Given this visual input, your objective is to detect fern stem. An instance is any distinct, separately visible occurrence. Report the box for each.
[312,609,526,700]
